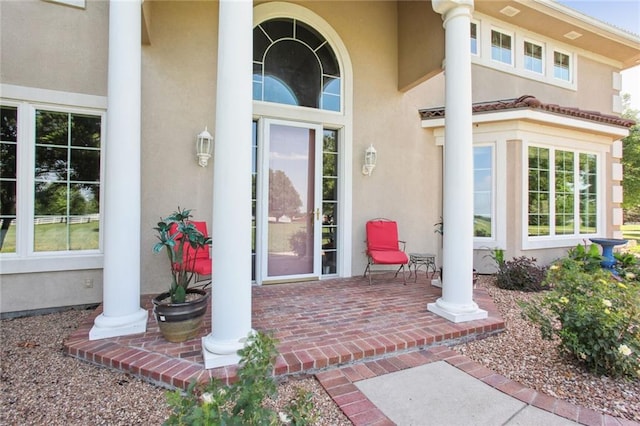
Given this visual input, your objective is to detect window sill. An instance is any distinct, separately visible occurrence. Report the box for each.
[522,236,596,251]
[0,254,103,274]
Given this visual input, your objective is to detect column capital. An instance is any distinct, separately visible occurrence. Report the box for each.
[432,0,474,20]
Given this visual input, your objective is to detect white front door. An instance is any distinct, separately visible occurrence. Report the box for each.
[257,119,323,283]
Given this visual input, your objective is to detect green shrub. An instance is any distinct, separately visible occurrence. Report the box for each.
[521,258,640,379]
[495,255,548,292]
[165,332,317,425]
[567,243,602,272]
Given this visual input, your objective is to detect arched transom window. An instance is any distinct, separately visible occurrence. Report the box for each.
[253,18,341,112]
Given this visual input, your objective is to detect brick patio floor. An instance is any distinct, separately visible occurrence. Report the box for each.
[64,274,504,390]
[63,275,639,426]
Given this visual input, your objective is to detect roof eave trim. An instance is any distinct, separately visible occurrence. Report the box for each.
[421,109,630,138]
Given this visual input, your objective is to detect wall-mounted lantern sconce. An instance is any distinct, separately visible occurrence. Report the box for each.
[196,126,214,167]
[362,144,377,176]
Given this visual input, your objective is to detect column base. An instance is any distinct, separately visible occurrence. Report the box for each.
[89,308,148,340]
[427,298,487,323]
[201,332,252,369]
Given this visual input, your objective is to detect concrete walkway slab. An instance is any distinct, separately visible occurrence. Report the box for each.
[356,361,576,426]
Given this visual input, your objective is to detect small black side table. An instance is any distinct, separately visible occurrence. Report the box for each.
[408,253,437,282]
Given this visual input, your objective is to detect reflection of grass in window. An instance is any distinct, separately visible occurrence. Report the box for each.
[0,224,16,253]
[268,221,306,253]
[473,216,491,237]
[34,222,99,251]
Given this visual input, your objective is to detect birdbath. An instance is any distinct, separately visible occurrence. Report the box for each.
[589,238,628,271]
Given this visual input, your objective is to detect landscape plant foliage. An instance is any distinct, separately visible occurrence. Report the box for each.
[489,249,548,292]
[521,256,640,379]
[164,332,316,425]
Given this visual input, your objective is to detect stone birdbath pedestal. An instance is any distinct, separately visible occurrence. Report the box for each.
[589,238,628,272]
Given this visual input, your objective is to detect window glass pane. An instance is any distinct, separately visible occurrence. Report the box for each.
[36,111,69,146]
[71,115,101,148]
[524,41,543,73]
[316,43,339,77]
[470,23,478,54]
[528,146,550,236]
[322,129,338,275]
[34,110,101,252]
[264,40,321,108]
[579,153,597,234]
[321,94,340,112]
[554,51,570,81]
[1,106,18,254]
[473,146,492,238]
[555,150,574,235]
[251,121,258,281]
[253,18,341,111]
[35,146,68,181]
[491,30,512,64]
[295,20,324,50]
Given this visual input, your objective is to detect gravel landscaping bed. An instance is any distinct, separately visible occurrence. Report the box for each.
[454,276,640,423]
[0,309,349,425]
[2,276,637,424]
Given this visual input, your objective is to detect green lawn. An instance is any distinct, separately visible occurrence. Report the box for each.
[621,224,640,254]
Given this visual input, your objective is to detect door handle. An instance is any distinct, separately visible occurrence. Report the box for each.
[315,208,320,221]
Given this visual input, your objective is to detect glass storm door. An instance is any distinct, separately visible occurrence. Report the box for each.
[259,120,322,282]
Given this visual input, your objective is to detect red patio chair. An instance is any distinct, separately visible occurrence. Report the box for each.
[363,218,409,285]
[171,221,212,282]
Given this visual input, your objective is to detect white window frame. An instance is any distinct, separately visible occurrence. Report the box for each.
[0,84,106,274]
[522,141,604,250]
[472,13,578,90]
[552,48,573,83]
[473,144,495,241]
[490,27,514,67]
[470,20,480,56]
[253,2,354,280]
[522,38,544,75]
[472,139,506,250]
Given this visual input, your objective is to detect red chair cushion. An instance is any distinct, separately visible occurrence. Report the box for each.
[368,250,408,265]
[185,221,210,260]
[366,220,401,251]
[169,221,211,275]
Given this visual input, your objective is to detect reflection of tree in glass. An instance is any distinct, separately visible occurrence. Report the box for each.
[0,107,17,250]
[34,111,101,217]
[268,169,302,221]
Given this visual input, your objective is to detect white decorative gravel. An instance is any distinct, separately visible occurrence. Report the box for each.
[1,276,637,424]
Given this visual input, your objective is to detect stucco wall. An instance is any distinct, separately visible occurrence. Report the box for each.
[471,56,618,114]
[0,270,103,315]
[0,0,108,95]
[0,0,628,313]
[139,0,219,295]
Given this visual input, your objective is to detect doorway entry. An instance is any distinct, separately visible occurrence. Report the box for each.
[254,119,339,284]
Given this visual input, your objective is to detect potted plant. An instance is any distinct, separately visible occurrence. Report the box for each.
[152,207,212,342]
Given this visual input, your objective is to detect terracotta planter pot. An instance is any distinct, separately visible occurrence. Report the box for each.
[152,288,209,343]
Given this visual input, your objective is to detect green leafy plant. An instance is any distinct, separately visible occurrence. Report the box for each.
[153,207,212,303]
[567,242,603,272]
[521,257,640,378]
[164,332,317,425]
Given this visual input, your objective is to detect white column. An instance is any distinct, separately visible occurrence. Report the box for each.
[202,0,253,369]
[90,0,148,340]
[428,0,487,323]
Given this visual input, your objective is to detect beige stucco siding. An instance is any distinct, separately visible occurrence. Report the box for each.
[140,0,219,295]
[0,0,108,96]
[471,56,619,115]
[0,270,103,314]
